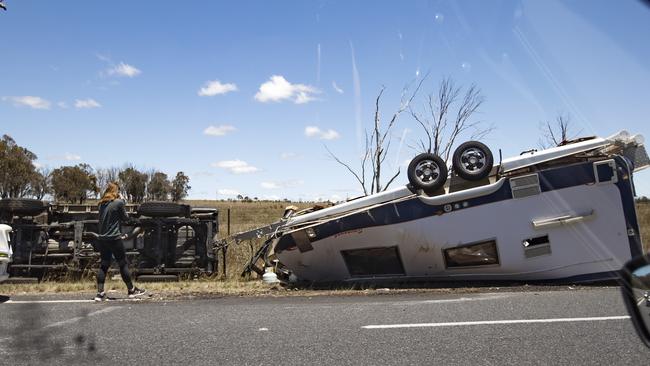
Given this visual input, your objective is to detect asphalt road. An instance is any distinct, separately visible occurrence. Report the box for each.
[0,288,649,365]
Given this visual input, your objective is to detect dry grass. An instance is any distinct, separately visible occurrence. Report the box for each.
[183,200,317,235]
[1,278,584,299]
[0,279,276,297]
[184,200,320,279]
[0,278,454,299]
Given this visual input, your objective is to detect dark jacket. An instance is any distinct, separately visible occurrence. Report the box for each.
[98,199,128,240]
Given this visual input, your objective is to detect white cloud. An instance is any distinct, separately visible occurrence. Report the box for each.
[332,81,344,94]
[310,194,343,203]
[204,125,236,136]
[64,153,82,161]
[280,152,300,160]
[47,153,82,161]
[211,160,259,174]
[96,53,112,63]
[2,96,51,110]
[261,180,304,190]
[198,80,238,96]
[304,126,320,137]
[255,75,319,104]
[74,98,101,109]
[304,126,340,140]
[261,182,280,189]
[57,101,68,109]
[107,62,141,78]
[217,189,241,196]
[330,194,343,202]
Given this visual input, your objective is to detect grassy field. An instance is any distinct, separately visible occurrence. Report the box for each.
[184,200,322,279]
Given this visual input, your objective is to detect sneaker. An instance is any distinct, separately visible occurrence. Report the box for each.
[94,292,106,302]
[127,287,147,299]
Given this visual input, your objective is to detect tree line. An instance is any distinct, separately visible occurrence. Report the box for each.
[0,134,190,203]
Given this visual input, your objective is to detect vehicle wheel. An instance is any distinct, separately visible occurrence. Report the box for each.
[452,141,494,181]
[0,198,47,216]
[138,202,190,218]
[407,153,448,193]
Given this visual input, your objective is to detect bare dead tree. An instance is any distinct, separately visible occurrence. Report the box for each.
[95,166,122,195]
[539,113,579,148]
[327,78,426,196]
[409,77,492,163]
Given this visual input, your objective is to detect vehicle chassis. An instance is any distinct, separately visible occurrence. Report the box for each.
[1,203,219,280]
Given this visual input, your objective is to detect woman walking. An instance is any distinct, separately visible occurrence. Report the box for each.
[94,182,145,301]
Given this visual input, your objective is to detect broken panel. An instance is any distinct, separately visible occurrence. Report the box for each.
[444,240,499,268]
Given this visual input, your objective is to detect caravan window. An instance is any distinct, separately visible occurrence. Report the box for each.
[341,246,405,277]
[444,240,499,268]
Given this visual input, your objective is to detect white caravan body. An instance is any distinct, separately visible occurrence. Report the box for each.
[274,131,648,283]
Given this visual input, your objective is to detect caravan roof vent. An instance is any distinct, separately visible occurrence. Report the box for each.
[510,173,541,199]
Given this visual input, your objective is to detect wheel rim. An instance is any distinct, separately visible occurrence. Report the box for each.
[415,159,440,184]
[460,147,486,172]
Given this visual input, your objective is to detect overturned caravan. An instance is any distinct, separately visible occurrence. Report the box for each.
[273,131,648,283]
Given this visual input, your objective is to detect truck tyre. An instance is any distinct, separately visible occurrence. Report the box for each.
[0,198,47,216]
[407,153,448,194]
[138,202,190,218]
[452,141,494,181]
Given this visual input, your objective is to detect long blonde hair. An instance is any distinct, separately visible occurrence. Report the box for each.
[99,182,121,205]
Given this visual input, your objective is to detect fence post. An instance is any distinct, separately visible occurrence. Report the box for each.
[227,208,231,236]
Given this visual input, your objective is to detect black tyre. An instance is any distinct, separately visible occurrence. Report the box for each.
[407,153,448,193]
[138,202,190,218]
[452,141,494,181]
[0,198,47,216]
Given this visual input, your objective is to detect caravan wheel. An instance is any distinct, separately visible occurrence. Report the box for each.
[407,153,448,193]
[452,141,494,181]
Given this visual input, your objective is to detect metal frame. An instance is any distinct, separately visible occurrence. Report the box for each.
[1,204,219,279]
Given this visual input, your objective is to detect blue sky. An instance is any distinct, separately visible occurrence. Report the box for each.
[1,0,649,200]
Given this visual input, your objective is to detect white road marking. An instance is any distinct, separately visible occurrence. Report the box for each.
[282,293,511,310]
[398,294,510,306]
[5,299,96,304]
[258,328,269,332]
[362,316,631,329]
[43,306,119,329]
